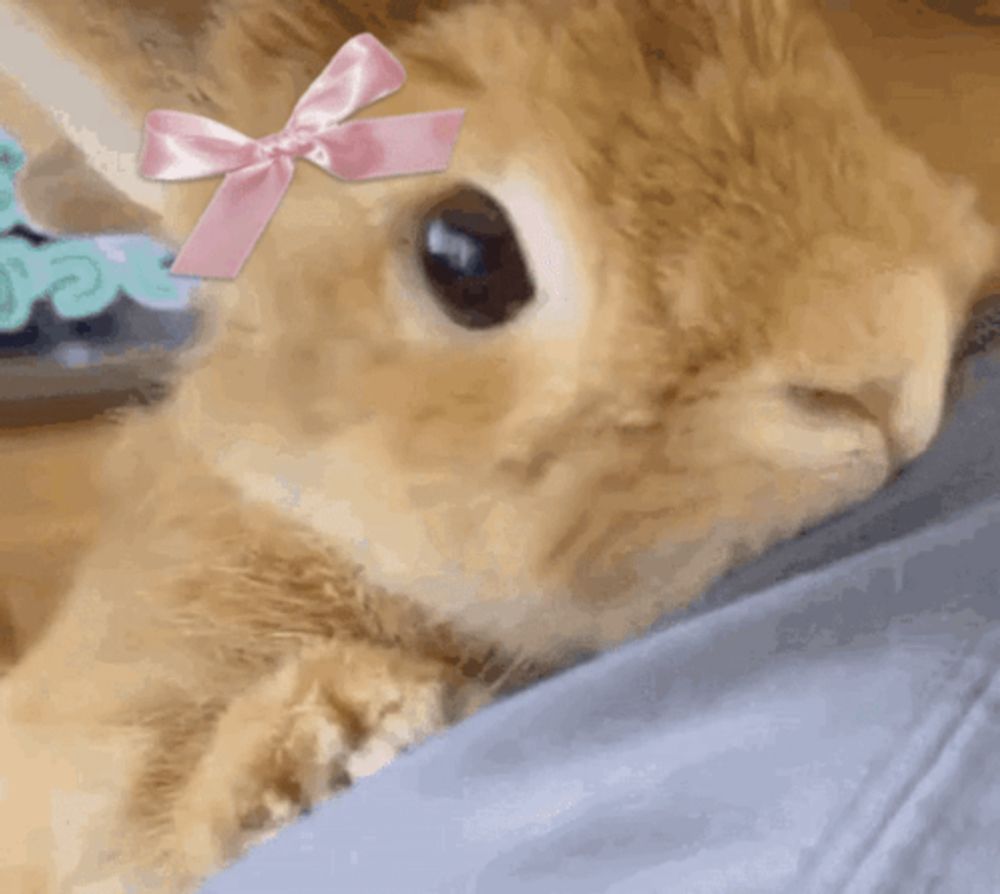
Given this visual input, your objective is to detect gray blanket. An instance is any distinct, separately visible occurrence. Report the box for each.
[202,322,1000,894]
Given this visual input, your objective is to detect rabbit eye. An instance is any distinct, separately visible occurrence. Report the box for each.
[418,185,535,329]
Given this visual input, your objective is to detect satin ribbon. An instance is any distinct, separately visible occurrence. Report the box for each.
[139,33,465,279]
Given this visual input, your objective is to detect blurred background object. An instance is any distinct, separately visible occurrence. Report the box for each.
[0,70,199,667]
[0,129,199,425]
[0,230,199,425]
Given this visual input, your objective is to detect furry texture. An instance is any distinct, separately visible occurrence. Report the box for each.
[0,1,997,890]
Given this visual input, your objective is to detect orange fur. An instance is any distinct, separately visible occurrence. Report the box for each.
[0,1,996,890]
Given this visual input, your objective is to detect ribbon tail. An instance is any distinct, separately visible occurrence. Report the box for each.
[170,159,296,279]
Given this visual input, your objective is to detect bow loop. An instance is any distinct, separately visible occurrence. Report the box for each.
[140,33,464,279]
[286,33,407,132]
[140,111,264,180]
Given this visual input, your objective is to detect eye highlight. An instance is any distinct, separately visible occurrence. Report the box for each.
[417,185,535,330]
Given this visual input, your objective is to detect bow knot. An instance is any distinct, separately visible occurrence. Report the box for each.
[139,33,465,279]
[258,130,315,160]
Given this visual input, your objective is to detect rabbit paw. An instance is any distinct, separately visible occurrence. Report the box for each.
[170,642,485,880]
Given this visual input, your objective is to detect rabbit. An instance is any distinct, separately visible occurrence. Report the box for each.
[0,0,996,891]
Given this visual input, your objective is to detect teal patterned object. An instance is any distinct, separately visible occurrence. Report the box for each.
[0,128,199,332]
[0,239,44,330]
[0,136,26,232]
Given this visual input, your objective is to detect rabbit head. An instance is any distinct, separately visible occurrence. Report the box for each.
[20,0,1000,660]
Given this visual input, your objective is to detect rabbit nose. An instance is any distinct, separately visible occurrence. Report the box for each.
[791,374,939,471]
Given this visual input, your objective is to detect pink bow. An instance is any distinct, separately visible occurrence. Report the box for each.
[139,33,465,279]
